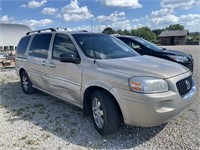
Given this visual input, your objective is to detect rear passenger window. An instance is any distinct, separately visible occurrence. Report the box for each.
[17,36,31,55]
[52,34,77,60]
[29,34,52,58]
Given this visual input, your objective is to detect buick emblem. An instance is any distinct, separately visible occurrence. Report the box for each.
[185,80,191,90]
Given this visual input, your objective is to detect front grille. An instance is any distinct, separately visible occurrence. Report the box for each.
[176,76,192,96]
[184,63,193,72]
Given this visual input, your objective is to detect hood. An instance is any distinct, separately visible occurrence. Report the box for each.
[162,49,193,61]
[96,55,189,78]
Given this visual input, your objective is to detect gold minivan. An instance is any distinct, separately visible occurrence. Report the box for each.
[15,28,196,135]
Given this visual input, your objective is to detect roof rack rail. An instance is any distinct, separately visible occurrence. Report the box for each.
[26,28,56,35]
[56,27,68,31]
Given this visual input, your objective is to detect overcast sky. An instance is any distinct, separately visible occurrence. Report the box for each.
[1,0,200,32]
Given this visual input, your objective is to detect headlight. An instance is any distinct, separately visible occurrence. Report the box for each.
[129,77,168,93]
[168,55,188,63]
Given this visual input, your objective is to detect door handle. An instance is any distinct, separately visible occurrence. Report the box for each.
[49,63,56,68]
[42,61,46,66]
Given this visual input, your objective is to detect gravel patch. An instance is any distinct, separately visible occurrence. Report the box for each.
[0,45,199,150]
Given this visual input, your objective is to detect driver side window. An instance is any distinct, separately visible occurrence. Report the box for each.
[52,34,77,60]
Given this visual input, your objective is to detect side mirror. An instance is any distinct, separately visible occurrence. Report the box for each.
[59,53,80,64]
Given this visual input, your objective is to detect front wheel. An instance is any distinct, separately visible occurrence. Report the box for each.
[20,71,36,94]
[91,90,120,135]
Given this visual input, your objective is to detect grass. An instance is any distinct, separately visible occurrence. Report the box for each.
[26,139,38,145]
[41,133,51,141]
[14,108,26,116]
[54,127,62,133]
[10,106,30,118]
[71,121,78,126]
[5,110,10,114]
[0,78,6,83]
[33,104,46,113]
[19,136,39,146]
[62,113,70,118]
[26,140,35,145]
[23,114,33,120]
[1,104,8,108]
[70,128,77,136]
[33,104,45,109]
[20,135,28,141]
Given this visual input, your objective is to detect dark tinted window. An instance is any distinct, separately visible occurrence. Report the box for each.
[52,34,77,60]
[118,38,129,45]
[134,38,162,51]
[29,34,52,58]
[17,36,31,55]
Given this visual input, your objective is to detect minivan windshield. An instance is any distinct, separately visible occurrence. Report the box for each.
[73,34,139,59]
[134,38,162,51]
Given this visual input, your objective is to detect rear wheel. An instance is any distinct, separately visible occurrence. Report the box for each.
[20,71,36,94]
[91,90,120,135]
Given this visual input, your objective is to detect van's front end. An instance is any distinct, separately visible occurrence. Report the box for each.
[94,54,196,127]
[114,71,195,127]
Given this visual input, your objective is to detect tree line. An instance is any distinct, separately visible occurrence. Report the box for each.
[102,24,200,44]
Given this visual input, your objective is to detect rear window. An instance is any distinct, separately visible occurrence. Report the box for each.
[29,34,52,58]
[17,36,31,55]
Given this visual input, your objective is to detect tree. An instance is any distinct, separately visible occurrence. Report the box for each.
[123,30,130,35]
[130,27,156,42]
[152,29,163,36]
[116,29,123,35]
[102,27,116,35]
[130,29,137,36]
[189,32,200,42]
[152,29,164,43]
[165,24,184,31]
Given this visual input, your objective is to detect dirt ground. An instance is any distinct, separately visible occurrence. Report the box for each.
[0,45,199,150]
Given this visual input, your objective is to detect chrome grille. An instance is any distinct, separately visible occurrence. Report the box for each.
[176,76,192,96]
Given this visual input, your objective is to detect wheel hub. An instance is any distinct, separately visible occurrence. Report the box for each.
[22,75,28,91]
[92,97,104,128]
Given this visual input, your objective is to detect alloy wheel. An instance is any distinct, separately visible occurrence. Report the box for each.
[22,75,28,91]
[92,97,104,128]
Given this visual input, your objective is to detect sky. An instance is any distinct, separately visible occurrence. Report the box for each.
[0,0,200,32]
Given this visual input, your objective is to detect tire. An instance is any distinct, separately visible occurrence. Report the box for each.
[91,90,120,135]
[20,71,36,94]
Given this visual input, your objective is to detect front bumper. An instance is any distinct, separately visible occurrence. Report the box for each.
[111,72,196,127]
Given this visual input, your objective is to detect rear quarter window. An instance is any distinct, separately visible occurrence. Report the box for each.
[17,36,31,55]
[29,34,52,58]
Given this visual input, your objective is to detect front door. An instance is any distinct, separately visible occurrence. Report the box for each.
[47,34,82,105]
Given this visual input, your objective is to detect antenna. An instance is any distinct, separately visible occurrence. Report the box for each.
[90,8,93,33]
